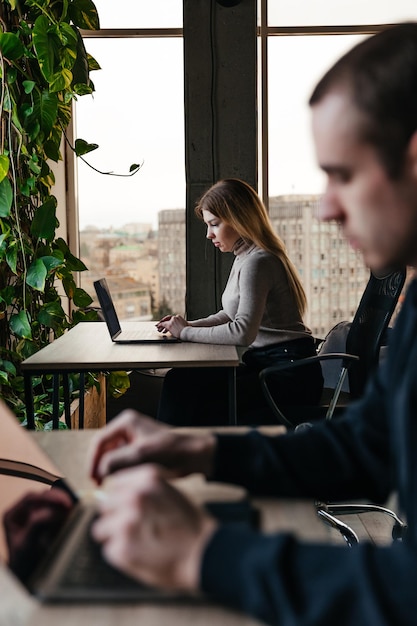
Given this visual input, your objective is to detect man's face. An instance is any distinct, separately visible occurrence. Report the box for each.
[311,90,417,271]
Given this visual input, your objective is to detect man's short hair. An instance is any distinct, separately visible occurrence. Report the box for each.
[310,23,417,178]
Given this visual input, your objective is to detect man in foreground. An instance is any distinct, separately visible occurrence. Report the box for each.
[89,23,417,625]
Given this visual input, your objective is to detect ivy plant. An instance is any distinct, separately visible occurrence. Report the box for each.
[0,0,104,427]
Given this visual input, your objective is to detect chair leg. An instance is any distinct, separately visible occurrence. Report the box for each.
[326,503,407,541]
[316,503,359,547]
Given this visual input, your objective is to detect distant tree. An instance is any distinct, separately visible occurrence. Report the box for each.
[153,296,173,320]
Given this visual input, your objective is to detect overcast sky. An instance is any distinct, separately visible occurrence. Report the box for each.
[75,2,417,230]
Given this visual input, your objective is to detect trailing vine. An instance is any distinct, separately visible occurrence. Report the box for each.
[0,0,106,427]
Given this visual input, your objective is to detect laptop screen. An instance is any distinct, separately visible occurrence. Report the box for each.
[93,278,122,338]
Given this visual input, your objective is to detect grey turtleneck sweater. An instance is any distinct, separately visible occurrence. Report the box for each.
[180,243,311,349]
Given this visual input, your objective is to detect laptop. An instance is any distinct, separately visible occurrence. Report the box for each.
[93,278,180,344]
[0,400,258,603]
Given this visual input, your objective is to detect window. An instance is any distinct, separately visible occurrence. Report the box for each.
[260,0,417,333]
[73,3,415,331]
[76,2,184,321]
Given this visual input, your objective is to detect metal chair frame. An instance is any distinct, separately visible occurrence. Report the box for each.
[259,268,408,545]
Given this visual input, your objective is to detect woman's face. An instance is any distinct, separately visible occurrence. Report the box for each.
[202,209,241,252]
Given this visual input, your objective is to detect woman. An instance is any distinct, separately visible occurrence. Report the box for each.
[156,178,323,425]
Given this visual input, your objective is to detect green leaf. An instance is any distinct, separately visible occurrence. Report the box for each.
[49,68,73,93]
[39,255,62,273]
[28,154,41,175]
[0,359,17,376]
[107,371,130,399]
[71,27,90,87]
[87,53,101,71]
[32,90,59,135]
[73,83,93,96]
[69,0,100,30]
[62,274,76,298]
[0,177,13,217]
[0,286,15,306]
[7,66,18,85]
[33,16,58,81]
[0,32,24,60]
[44,138,61,162]
[31,198,58,241]
[74,138,99,156]
[6,243,17,274]
[26,259,48,291]
[55,238,88,271]
[65,251,88,272]
[10,310,32,339]
[130,163,141,173]
[20,175,37,196]
[0,154,10,183]
[15,338,38,360]
[73,287,93,307]
[37,301,66,330]
[72,309,99,323]
[59,22,78,48]
[23,80,36,94]
[52,249,65,263]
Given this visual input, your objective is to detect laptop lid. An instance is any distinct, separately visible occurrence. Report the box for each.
[93,278,123,339]
[93,278,179,343]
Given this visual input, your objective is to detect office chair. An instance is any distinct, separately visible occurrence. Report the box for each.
[259,267,408,545]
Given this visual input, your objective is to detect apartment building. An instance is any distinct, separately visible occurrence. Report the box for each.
[269,195,368,336]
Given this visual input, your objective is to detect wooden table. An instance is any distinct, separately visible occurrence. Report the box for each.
[0,428,396,626]
[21,321,239,429]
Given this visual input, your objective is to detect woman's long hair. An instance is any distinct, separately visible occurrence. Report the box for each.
[195,178,307,316]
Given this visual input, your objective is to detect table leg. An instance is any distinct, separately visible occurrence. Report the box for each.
[228,367,237,425]
[24,373,35,430]
[52,373,60,429]
[78,373,85,429]
[63,374,71,429]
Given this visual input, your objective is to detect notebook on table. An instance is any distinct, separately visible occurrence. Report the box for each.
[93,278,180,344]
[0,400,258,603]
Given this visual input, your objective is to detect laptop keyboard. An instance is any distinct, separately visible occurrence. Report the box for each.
[120,328,163,340]
[60,517,142,590]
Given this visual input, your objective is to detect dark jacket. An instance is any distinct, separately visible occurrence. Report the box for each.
[201,278,417,626]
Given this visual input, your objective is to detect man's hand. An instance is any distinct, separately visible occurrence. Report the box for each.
[4,488,73,582]
[89,410,217,485]
[91,465,218,590]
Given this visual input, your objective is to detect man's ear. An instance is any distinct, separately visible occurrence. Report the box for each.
[407,130,417,179]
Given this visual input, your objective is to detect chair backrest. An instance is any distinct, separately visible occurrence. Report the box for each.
[345,268,406,398]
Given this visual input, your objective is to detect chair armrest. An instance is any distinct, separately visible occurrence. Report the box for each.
[258,352,359,428]
[259,352,359,380]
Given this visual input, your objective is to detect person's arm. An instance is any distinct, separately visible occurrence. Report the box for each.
[201,524,415,626]
[90,462,414,626]
[88,410,216,485]
[211,366,392,505]
[89,365,390,505]
[187,310,231,327]
[180,253,275,345]
[156,311,231,338]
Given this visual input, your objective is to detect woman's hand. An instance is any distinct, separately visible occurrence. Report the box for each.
[88,409,217,485]
[91,465,218,590]
[156,314,189,338]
